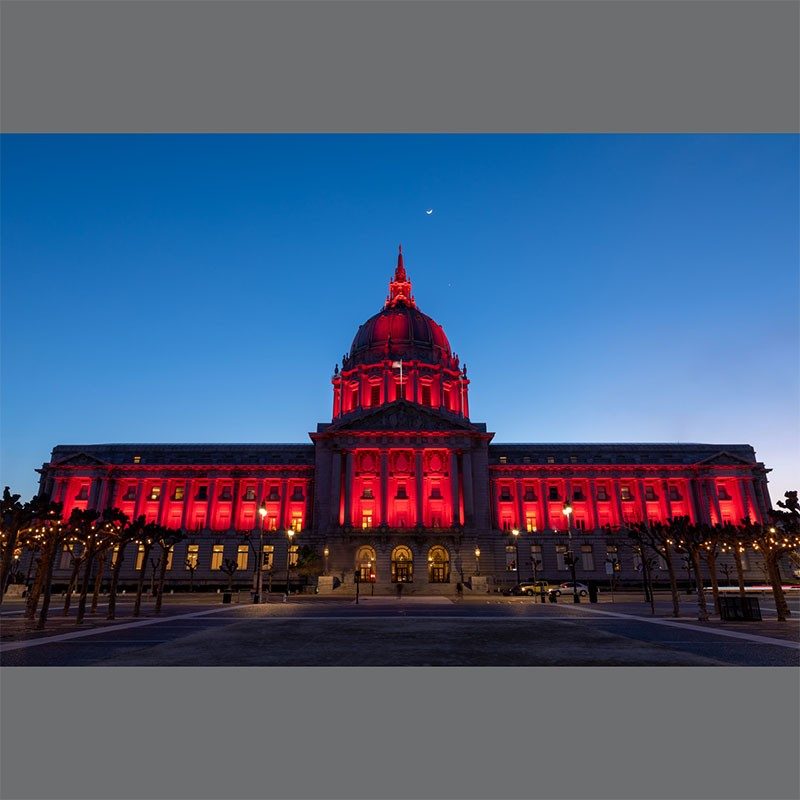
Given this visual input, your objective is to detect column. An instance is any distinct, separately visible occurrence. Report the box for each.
[383,368,389,406]
[158,478,169,526]
[689,478,706,524]
[415,450,424,527]
[411,367,419,404]
[330,451,342,526]
[88,475,103,510]
[208,479,219,532]
[179,479,191,529]
[637,479,648,524]
[230,478,242,531]
[516,479,525,531]
[343,452,353,527]
[661,479,673,521]
[613,480,624,527]
[685,478,699,523]
[462,451,474,528]
[451,452,461,527]
[753,478,770,521]
[134,479,148,521]
[707,479,722,525]
[589,480,599,531]
[736,478,750,522]
[380,450,389,526]
[539,478,550,530]
[279,479,289,530]
[745,478,760,523]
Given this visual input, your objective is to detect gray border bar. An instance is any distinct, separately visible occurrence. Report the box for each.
[1,0,798,132]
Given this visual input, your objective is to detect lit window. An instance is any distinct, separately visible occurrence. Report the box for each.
[505,545,517,572]
[361,487,374,499]
[237,545,249,571]
[186,544,199,570]
[288,545,299,567]
[290,515,303,533]
[165,546,174,571]
[149,486,161,501]
[173,486,185,501]
[211,545,224,570]
[580,544,595,571]
[111,545,120,567]
[262,545,274,570]
[133,455,142,464]
[526,515,537,532]
[620,486,633,501]
[547,456,555,464]
[361,513,372,530]
[499,456,508,464]
[60,545,74,570]
[135,544,146,571]
[267,515,278,531]
[530,544,543,567]
[244,487,256,501]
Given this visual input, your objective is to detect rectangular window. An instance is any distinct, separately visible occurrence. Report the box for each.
[669,486,682,501]
[505,544,517,572]
[267,486,280,501]
[135,544,146,571]
[173,486,185,501]
[351,386,360,407]
[195,486,208,501]
[60,545,74,570]
[165,546,174,571]
[186,544,199,570]
[421,385,431,406]
[555,545,568,571]
[290,514,303,532]
[523,487,536,501]
[574,518,586,531]
[262,545,274,571]
[291,486,305,501]
[75,485,90,501]
[620,486,633,501]
[133,455,142,464]
[123,486,137,501]
[371,385,381,406]
[244,487,256,501]
[267,515,278,531]
[530,544,543,569]
[289,545,299,567]
[237,544,249,571]
[431,515,442,528]
[548,486,559,501]
[499,456,508,465]
[148,486,161,501]
[573,488,585,501]
[211,545,224,570]
[219,486,233,501]
[597,487,609,501]
[569,456,578,464]
[546,456,555,464]
[499,486,512,500]
[361,513,373,529]
[580,545,595,571]
[717,485,731,500]
[501,518,512,531]
[111,545,120,567]
[739,550,749,571]
[645,487,657,501]
[526,515,537,532]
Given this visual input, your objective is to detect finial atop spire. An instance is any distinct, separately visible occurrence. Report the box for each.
[386,244,415,308]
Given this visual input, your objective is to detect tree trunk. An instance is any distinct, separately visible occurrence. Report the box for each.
[663,545,680,617]
[63,556,81,616]
[91,551,107,613]
[154,546,169,615]
[0,529,20,606]
[765,554,790,621]
[705,550,721,615]
[691,550,709,621]
[75,548,96,625]
[133,543,151,617]
[641,555,655,615]
[107,541,128,620]
[24,553,44,620]
[733,549,746,598]
[35,542,59,631]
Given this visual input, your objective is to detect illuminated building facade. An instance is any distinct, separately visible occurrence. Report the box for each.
[37,248,775,593]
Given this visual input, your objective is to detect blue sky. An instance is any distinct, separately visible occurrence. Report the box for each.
[1,135,797,502]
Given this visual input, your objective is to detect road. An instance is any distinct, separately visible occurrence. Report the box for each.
[2,593,798,666]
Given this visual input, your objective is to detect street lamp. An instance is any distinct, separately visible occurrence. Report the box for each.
[562,500,580,604]
[323,545,330,576]
[474,546,481,576]
[511,529,521,587]
[285,528,294,598]
[255,503,267,603]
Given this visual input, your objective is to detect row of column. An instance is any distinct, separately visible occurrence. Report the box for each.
[330,448,476,528]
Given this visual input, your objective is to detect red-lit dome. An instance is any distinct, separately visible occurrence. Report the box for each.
[345,247,452,367]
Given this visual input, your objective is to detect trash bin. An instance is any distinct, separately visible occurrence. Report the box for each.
[588,583,599,604]
[222,592,232,604]
[719,595,761,621]
[548,591,557,603]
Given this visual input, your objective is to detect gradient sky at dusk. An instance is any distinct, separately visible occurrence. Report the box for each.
[2,135,798,502]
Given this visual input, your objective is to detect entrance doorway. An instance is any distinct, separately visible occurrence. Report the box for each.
[391,545,413,583]
[428,545,450,583]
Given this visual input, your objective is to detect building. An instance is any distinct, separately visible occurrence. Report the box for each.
[36,247,776,593]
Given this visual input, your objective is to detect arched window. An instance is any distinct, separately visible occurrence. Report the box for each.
[428,546,450,583]
[355,545,376,583]
[391,545,413,583]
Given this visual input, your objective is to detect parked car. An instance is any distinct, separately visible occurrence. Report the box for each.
[550,582,592,597]
[503,580,557,597]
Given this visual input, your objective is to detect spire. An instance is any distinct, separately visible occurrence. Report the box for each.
[385,244,415,308]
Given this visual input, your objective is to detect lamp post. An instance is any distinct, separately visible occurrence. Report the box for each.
[369,559,375,595]
[285,528,294,598]
[474,547,481,576]
[255,503,267,603]
[562,500,580,604]
[511,529,521,587]
[323,545,330,576]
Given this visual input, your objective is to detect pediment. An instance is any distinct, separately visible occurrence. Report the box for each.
[53,451,109,467]
[696,450,753,466]
[330,401,478,433]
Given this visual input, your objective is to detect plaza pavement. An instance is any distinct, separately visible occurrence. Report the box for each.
[1,591,798,667]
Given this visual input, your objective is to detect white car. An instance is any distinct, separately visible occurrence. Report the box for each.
[550,582,592,597]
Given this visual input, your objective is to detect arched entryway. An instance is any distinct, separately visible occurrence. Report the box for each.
[427,545,450,583]
[355,546,376,583]
[391,545,413,583]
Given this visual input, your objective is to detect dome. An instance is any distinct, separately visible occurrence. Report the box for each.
[345,247,453,367]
